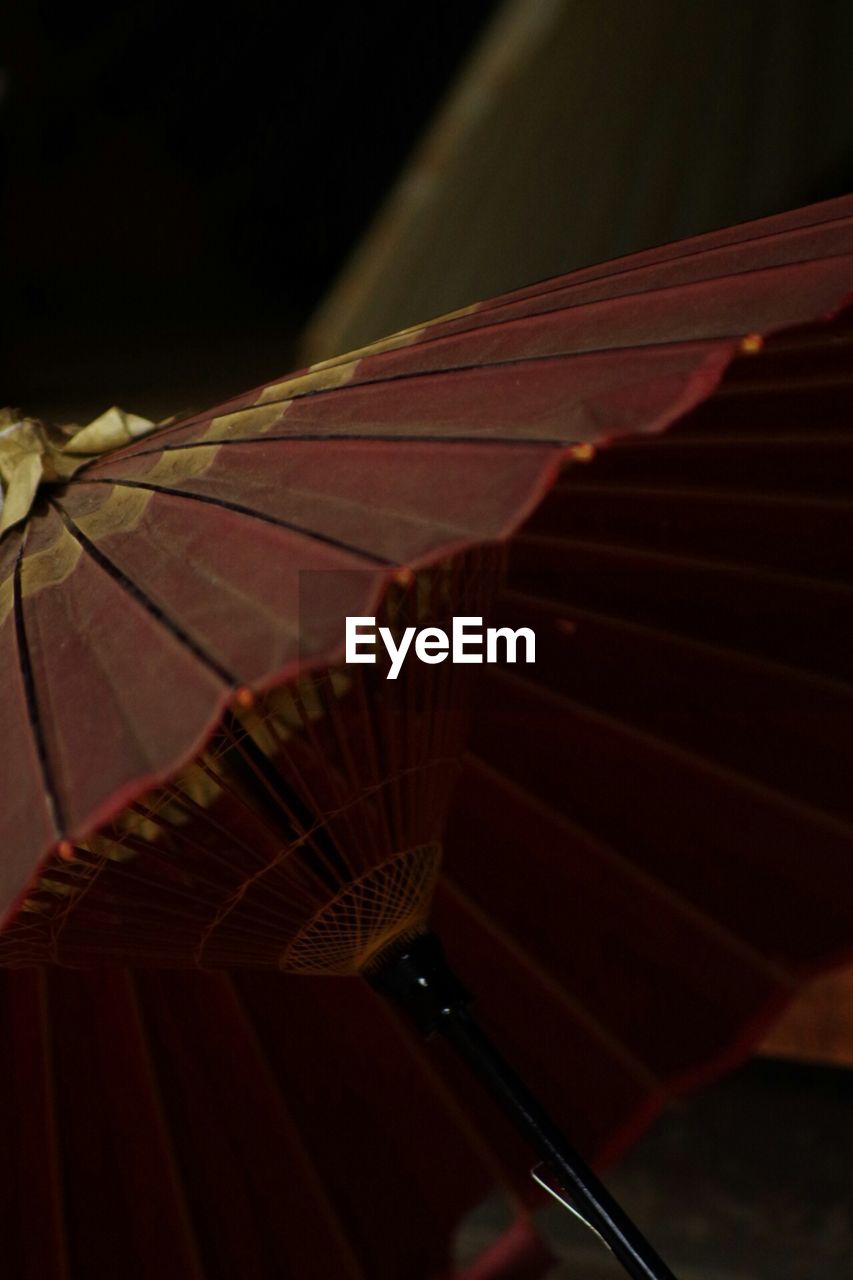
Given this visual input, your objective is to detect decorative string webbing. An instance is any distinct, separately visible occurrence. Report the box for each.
[2,547,502,973]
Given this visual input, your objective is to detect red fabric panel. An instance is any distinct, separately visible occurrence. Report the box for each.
[46,969,202,1279]
[91,441,559,559]
[18,506,227,841]
[58,483,390,684]
[133,970,372,1280]
[0,971,66,1280]
[464,674,853,971]
[443,760,779,1089]
[234,970,519,1280]
[509,534,853,682]
[140,341,731,450]
[0,614,57,920]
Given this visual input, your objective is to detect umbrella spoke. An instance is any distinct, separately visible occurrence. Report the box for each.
[11,545,65,838]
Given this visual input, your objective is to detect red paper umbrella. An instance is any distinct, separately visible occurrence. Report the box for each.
[1,195,853,1279]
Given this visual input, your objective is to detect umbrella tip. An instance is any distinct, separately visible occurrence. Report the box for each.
[234,685,255,710]
[570,443,596,462]
[739,332,764,354]
[394,566,415,587]
[56,840,75,861]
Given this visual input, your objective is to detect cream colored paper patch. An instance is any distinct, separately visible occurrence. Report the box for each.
[257,361,358,404]
[203,401,291,443]
[143,443,221,486]
[62,406,157,455]
[0,449,45,537]
[0,523,82,626]
[74,485,153,540]
[0,406,161,542]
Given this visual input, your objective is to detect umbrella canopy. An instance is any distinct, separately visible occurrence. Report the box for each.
[1,195,852,1278]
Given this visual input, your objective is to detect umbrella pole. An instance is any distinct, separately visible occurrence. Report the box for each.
[370,930,678,1280]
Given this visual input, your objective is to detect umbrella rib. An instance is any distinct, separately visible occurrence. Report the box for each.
[152,336,732,413]
[451,210,853,321]
[498,589,853,697]
[12,546,65,837]
[437,873,668,1095]
[36,970,71,1279]
[543,483,853,510]
[78,478,395,566]
[444,250,853,340]
[486,668,853,839]
[460,753,799,987]
[113,433,570,455]
[118,973,207,1278]
[513,531,853,591]
[50,499,237,688]
[224,981,371,1280]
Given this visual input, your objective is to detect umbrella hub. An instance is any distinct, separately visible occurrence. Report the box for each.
[0,406,158,538]
[279,841,442,977]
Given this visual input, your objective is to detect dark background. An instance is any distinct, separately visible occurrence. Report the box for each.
[3,1,852,422]
[1,1,497,415]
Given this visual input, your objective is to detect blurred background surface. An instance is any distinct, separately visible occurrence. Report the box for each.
[457,1059,853,1278]
[0,0,497,417]
[304,0,853,361]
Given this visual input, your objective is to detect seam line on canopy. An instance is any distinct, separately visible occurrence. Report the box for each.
[157,337,732,415]
[79,479,395,566]
[12,545,64,837]
[103,434,571,455]
[51,500,237,688]
[89,338,730,459]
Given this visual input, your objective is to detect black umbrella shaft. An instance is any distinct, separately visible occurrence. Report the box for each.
[370,931,677,1280]
[439,1007,676,1280]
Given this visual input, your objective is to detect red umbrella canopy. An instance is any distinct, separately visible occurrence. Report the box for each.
[1,195,852,1279]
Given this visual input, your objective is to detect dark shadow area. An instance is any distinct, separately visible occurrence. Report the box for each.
[458,1058,853,1278]
[0,1,498,418]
